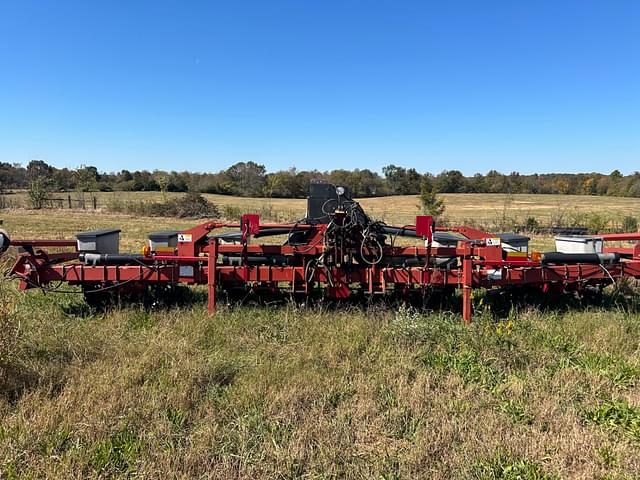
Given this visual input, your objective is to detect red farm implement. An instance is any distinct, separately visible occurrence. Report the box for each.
[2,182,640,322]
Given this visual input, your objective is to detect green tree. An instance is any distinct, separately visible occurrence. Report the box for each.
[74,165,99,208]
[608,169,623,196]
[382,164,405,194]
[418,176,445,219]
[225,161,266,196]
[436,170,466,193]
[28,177,50,209]
[156,173,169,201]
[26,160,53,209]
[26,160,53,182]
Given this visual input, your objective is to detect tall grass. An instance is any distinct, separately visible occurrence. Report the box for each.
[1,283,640,478]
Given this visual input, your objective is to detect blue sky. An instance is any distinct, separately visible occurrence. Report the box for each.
[0,1,638,175]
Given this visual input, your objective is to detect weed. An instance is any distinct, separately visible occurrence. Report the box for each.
[380,453,401,480]
[385,406,422,441]
[377,384,398,410]
[576,352,640,389]
[323,386,355,411]
[164,407,187,430]
[582,400,640,441]
[39,428,74,456]
[471,452,556,479]
[89,427,143,477]
[499,398,534,425]
[597,445,618,469]
[493,318,515,338]
[204,359,240,388]
[2,461,19,480]
[422,350,504,391]
[127,309,156,331]
[161,407,189,452]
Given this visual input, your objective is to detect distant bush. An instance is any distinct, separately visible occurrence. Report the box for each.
[108,192,219,219]
[622,215,638,232]
[163,192,220,218]
[220,205,243,220]
[586,212,609,234]
[523,216,540,232]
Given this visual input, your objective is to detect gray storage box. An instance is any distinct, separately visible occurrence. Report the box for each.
[431,232,462,248]
[555,235,603,254]
[495,233,530,253]
[148,230,179,251]
[424,232,461,267]
[76,229,121,254]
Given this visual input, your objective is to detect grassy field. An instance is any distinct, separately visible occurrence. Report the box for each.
[3,191,639,253]
[1,203,640,478]
[4,190,640,228]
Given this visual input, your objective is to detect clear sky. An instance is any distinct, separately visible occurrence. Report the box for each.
[0,1,638,175]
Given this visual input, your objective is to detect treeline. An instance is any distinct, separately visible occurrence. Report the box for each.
[2,159,640,198]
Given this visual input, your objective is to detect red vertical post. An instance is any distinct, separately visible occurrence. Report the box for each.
[207,238,218,315]
[462,256,473,324]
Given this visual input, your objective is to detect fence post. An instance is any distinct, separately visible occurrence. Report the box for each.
[68,195,72,209]
[93,196,97,210]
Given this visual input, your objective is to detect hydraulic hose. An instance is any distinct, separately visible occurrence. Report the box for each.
[79,253,146,266]
[540,252,620,265]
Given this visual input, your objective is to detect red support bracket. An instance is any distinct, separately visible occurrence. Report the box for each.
[207,237,218,315]
[241,214,260,241]
[415,215,433,243]
[462,257,473,324]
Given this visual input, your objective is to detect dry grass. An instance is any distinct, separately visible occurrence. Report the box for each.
[1,208,561,253]
[0,209,196,253]
[362,193,640,228]
[2,191,639,253]
[4,190,640,228]
[0,205,639,478]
